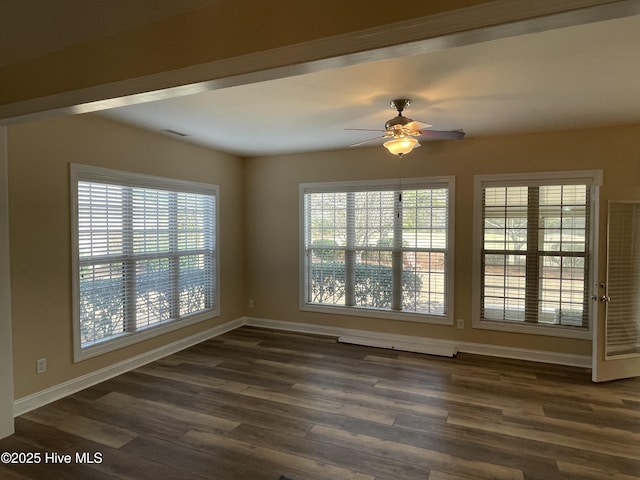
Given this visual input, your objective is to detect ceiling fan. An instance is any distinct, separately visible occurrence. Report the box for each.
[348,99,465,156]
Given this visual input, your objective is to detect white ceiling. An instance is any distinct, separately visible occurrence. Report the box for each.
[5,2,640,158]
[99,13,640,157]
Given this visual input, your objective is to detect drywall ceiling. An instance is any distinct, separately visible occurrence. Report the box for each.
[99,12,640,157]
[0,0,222,67]
[3,2,640,157]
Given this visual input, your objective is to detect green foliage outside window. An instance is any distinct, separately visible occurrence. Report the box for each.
[310,261,422,309]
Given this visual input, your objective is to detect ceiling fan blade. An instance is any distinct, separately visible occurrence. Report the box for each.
[419,129,465,140]
[345,128,386,132]
[407,120,432,130]
[349,135,387,147]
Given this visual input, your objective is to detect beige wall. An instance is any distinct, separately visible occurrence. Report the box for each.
[8,114,245,398]
[8,113,640,399]
[245,124,640,358]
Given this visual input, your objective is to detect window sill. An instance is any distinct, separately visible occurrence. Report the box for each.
[473,317,592,339]
[301,303,453,326]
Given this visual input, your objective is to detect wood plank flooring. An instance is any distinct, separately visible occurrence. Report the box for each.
[1,326,639,479]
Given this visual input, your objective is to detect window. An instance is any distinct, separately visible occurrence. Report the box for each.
[300,177,454,324]
[473,171,601,338]
[71,164,218,360]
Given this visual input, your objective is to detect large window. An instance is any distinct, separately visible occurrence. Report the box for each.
[301,177,454,324]
[71,164,218,360]
[473,171,601,338]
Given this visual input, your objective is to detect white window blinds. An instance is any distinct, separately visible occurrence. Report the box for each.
[72,165,218,360]
[476,171,600,335]
[301,177,453,323]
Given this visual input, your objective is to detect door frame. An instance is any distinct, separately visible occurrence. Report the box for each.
[0,126,14,438]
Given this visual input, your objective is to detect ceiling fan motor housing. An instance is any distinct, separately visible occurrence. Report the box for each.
[386,98,415,132]
[385,115,414,130]
[390,98,411,112]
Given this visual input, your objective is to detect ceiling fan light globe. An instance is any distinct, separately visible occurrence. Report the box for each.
[383,137,419,156]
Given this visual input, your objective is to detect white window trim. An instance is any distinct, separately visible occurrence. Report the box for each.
[299,176,455,326]
[472,170,602,339]
[70,164,220,362]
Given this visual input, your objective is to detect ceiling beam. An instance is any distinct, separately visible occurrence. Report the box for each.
[1,0,636,124]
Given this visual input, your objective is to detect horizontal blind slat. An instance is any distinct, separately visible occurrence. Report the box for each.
[481,182,591,328]
[304,179,450,316]
[77,176,217,349]
[605,202,640,354]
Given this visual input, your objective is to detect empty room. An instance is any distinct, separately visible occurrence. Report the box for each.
[1,1,639,479]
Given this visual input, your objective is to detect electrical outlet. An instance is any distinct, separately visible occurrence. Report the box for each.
[248,299,254,308]
[456,319,465,329]
[36,358,47,374]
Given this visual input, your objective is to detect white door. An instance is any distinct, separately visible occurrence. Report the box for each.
[592,201,640,381]
[0,126,14,438]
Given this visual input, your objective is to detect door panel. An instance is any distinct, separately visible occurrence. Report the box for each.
[592,201,640,381]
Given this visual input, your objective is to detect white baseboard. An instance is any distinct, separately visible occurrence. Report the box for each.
[245,317,346,337]
[245,316,590,368]
[14,315,590,416]
[338,335,456,357]
[13,317,245,417]
[457,341,591,368]
[245,317,456,357]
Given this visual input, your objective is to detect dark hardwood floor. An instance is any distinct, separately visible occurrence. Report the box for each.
[1,326,639,479]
